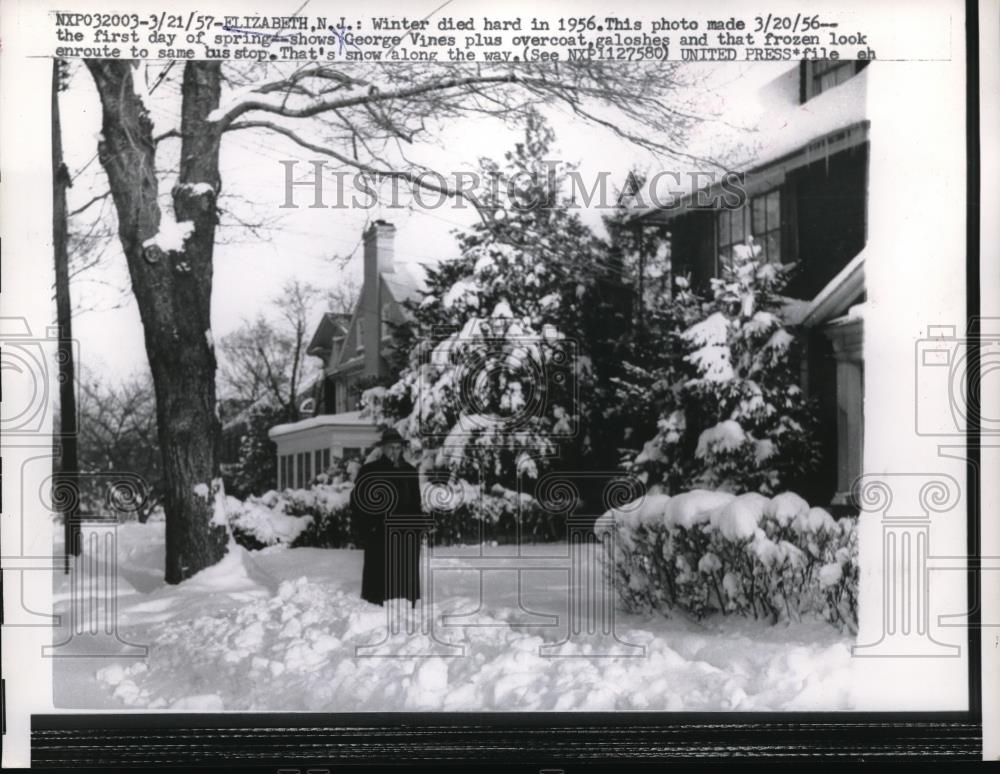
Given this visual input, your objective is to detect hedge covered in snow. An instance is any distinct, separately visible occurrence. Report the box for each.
[424,481,561,545]
[224,480,561,550]
[594,490,857,631]
[224,483,354,550]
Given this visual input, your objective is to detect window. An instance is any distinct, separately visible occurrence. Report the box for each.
[802,60,870,102]
[717,189,783,269]
[381,302,393,341]
[322,448,331,472]
[304,452,312,485]
[751,189,782,264]
[314,450,323,477]
[279,455,287,489]
[296,453,305,488]
[345,378,361,410]
[716,205,749,267]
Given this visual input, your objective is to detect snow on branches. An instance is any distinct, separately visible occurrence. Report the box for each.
[621,237,821,495]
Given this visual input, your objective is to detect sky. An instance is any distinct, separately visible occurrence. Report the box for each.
[58,60,782,382]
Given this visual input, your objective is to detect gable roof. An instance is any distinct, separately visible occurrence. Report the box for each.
[382,262,427,307]
[306,312,351,357]
[713,63,869,176]
[326,261,427,372]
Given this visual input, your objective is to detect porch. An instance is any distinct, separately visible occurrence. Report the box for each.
[268,411,379,489]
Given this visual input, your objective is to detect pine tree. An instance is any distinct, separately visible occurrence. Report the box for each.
[621,238,821,494]
[365,113,622,490]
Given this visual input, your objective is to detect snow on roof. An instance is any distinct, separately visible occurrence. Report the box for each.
[709,64,869,175]
[628,64,870,222]
[268,410,375,438]
[800,249,866,328]
[221,372,324,432]
[331,354,364,374]
[307,312,351,356]
[382,262,427,305]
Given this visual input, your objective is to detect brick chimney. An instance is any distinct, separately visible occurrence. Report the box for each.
[361,220,395,378]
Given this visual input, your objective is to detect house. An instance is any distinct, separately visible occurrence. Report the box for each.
[268,220,423,489]
[628,60,871,512]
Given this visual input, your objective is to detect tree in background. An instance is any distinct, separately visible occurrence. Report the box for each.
[219,279,320,424]
[218,280,327,497]
[228,405,282,499]
[76,369,163,522]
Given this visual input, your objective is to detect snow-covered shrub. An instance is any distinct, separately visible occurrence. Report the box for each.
[596,489,858,631]
[282,484,357,548]
[225,477,563,550]
[224,495,312,550]
[225,483,355,550]
[424,482,560,545]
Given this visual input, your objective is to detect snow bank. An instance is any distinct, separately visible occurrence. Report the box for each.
[76,523,858,712]
[665,490,736,529]
[180,541,277,594]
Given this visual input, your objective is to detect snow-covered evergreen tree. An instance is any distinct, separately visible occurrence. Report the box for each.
[620,238,820,494]
[364,113,622,490]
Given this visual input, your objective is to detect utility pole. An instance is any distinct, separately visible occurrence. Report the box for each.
[52,59,80,571]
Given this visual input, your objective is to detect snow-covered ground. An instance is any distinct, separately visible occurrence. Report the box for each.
[52,521,864,712]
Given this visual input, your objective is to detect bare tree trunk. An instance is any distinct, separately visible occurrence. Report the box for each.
[52,59,80,571]
[85,60,227,583]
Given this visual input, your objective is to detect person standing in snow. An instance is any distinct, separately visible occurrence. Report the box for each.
[349,428,423,607]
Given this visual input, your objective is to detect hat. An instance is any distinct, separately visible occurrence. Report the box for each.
[378,428,406,445]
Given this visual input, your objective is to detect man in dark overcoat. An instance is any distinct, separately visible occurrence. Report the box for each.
[349,428,423,607]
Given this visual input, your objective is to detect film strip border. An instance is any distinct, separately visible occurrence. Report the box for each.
[31,712,982,764]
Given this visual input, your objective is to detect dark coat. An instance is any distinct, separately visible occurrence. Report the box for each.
[349,454,423,606]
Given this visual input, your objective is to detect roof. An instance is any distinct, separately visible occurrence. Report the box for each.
[799,249,866,328]
[268,410,375,439]
[307,312,350,357]
[630,63,870,224]
[221,372,323,433]
[309,262,426,370]
[330,354,364,375]
[713,63,869,176]
[382,262,427,306]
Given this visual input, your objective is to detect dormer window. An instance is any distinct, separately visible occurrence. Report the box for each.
[801,60,869,102]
